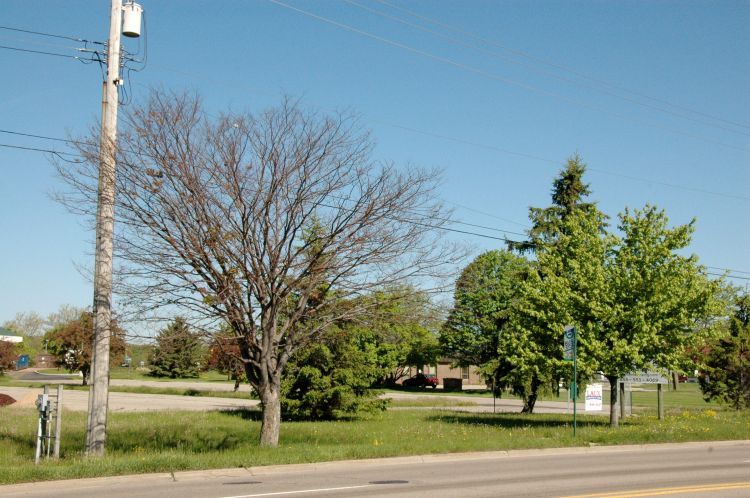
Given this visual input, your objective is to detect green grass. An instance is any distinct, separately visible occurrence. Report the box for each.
[33,367,230,383]
[385,383,720,411]
[387,398,478,408]
[0,406,747,485]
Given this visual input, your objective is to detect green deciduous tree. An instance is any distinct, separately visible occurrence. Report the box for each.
[149,317,203,378]
[510,157,719,424]
[357,288,441,386]
[44,312,126,385]
[440,250,539,409]
[591,205,720,425]
[699,293,750,409]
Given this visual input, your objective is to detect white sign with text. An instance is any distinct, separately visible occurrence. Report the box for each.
[585,383,603,411]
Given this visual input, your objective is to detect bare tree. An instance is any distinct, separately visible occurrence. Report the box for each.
[58,90,457,446]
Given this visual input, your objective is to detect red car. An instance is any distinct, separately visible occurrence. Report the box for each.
[402,373,438,389]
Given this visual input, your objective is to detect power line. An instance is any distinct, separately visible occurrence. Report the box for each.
[374,0,750,132]
[128,61,750,204]
[0,25,104,45]
[0,142,83,159]
[345,0,750,139]
[708,266,750,276]
[370,121,750,202]
[0,132,526,245]
[707,272,750,282]
[0,44,87,60]
[267,0,750,155]
[4,132,749,279]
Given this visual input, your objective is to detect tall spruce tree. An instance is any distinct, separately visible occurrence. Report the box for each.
[149,317,203,378]
[506,155,607,412]
[699,292,750,409]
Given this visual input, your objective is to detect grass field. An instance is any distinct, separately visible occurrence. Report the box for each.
[34,367,229,383]
[1,404,746,485]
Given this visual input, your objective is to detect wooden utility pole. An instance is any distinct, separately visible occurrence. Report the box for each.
[86,0,122,456]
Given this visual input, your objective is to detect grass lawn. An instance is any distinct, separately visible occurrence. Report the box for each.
[35,367,229,383]
[387,383,720,411]
[1,404,747,485]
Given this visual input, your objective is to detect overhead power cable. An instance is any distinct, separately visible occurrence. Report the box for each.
[0,133,527,245]
[0,44,88,60]
[3,121,749,210]
[0,142,84,160]
[4,131,748,279]
[123,62,749,204]
[374,0,750,131]
[0,25,104,45]
[267,0,750,154]
[346,0,749,138]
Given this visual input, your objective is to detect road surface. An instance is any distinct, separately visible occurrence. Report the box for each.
[1,441,748,497]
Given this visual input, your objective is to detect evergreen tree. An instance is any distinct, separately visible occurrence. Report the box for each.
[700,293,750,409]
[281,325,387,420]
[149,317,203,378]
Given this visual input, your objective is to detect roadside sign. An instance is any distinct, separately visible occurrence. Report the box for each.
[585,383,603,411]
[563,326,576,361]
[622,372,668,384]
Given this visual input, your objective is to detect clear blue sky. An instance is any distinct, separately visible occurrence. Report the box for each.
[1,0,748,325]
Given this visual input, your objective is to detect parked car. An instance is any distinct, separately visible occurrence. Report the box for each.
[402,373,438,389]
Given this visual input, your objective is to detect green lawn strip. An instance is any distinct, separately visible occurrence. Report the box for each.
[0,380,250,399]
[382,383,720,410]
[1,407,746,484]
[387,398,477,408]
[32,368,230,383]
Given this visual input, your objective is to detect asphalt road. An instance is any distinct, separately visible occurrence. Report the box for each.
[2,441,748,497]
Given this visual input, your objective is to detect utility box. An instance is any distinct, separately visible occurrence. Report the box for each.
[16,355,30,369]
[443,378,463,391]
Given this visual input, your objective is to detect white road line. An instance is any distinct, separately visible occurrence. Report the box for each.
[223,484,375,498]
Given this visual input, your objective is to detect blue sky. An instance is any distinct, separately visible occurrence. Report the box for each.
[1,0,748,325]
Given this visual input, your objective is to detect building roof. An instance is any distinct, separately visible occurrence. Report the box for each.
[0,327,23,343]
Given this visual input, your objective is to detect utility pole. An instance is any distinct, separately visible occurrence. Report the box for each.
[85,0,123,456]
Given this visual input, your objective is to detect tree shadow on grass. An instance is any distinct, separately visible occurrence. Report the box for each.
[426,412,611,429]
[219,408,263,421]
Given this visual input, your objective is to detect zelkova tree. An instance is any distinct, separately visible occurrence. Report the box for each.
[58,91,456,446]
[593,206,721,426]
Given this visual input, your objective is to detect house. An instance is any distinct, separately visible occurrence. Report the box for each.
[403,359,487,388]
[433,359,485,387]
[0,327,23,344]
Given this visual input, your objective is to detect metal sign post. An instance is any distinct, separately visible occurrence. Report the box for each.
[622,371,669,420]
[563,325,577,437]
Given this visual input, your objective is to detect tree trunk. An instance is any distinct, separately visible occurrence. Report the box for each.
[258,381,281,447]
[671,371,679,391]
[606,375,619,428]
[521,375,541,414]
